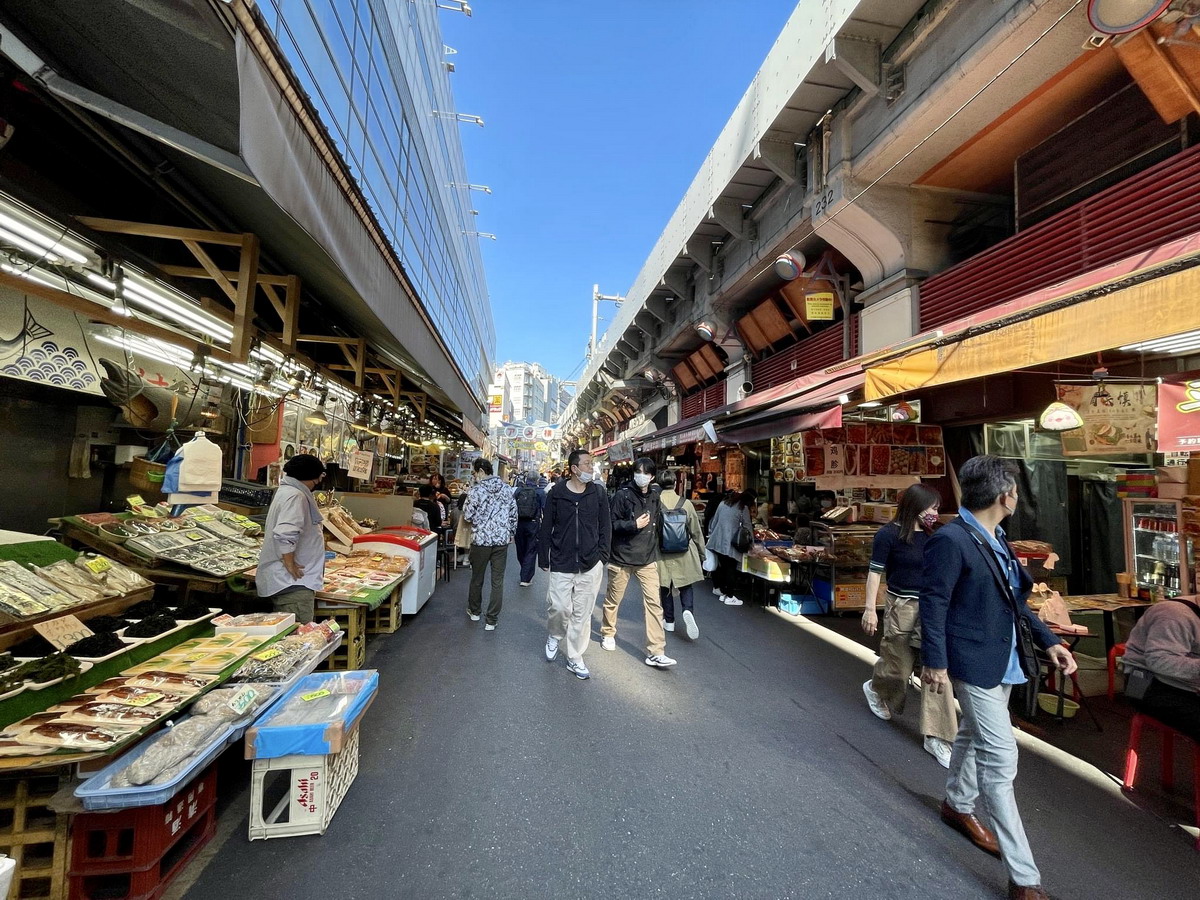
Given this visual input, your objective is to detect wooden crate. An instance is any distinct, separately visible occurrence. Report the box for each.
[365,588,401,636]
[0,771,69,900]
[315,605,366,670]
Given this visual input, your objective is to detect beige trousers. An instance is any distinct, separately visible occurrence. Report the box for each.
[870,592,958,743]
[602,562,665,656]
[546,562,604,665]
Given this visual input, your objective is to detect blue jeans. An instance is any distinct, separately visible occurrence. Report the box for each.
[947,681,1041,887]
[515,519,539,583]
[659,583,694,623]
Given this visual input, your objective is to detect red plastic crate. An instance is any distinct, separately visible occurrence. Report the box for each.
[69,766,216,876]
[68,805,215,900]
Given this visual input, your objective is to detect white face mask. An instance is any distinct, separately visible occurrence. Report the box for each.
[576,470,594,484]
[634,473,653,489]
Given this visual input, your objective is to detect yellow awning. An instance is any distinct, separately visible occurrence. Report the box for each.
[865,262,1200,401]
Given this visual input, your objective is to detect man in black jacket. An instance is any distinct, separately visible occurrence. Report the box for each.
[601,457,676,668]
[538,449,611,680]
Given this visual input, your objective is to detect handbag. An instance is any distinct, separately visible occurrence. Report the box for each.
[454,515,474,550]
[732,521,753,553]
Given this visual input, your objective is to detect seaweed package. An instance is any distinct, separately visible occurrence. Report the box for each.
[0,561,73,610]
[0,582,49,618]
[33,561,114,602]
[76,555,153,594]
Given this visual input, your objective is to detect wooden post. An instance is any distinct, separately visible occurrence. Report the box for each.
[232,233,260,362]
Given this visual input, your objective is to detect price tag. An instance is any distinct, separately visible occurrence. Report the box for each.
[327,620,341,633]
[122,692,164,707]
[301,688,331,702]
[34,615,94,651]
[352,590,373,600]
[126,494,146,509]
[182,652,209,663]
[83,557,113,575]
[253,647,282,661]
[227,687,259,716]
[185,532,206,542]
[190,514,215,522]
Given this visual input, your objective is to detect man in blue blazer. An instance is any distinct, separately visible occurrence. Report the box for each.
[920,456,1076,900]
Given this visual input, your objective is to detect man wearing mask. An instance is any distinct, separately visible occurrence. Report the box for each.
[463,458,518,631]
[513,470,545,587]
[256,454,327,624]
[540,450,610,679]
[921,456,1076,900]
[601,457,676,669]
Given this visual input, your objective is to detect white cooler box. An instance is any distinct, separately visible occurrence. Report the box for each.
[351,528,438,614]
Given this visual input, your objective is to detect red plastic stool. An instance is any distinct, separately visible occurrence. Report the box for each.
[1107,642,1127,701]
[1122,711,1200,850]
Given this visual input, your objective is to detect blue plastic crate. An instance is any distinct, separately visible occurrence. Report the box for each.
[247,670,378,759]
[781,592,831,615]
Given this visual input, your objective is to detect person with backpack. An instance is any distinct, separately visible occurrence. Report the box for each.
[655,469,704,640]
[512,470,545,587]
[705,490,756,606]
[601,457,676,669]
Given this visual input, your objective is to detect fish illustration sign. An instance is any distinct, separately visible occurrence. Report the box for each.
[1158,375,1200,452]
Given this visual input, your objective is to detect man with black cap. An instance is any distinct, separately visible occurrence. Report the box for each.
[257,453,327,623]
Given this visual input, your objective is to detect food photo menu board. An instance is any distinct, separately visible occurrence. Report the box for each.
[771,423,946,481]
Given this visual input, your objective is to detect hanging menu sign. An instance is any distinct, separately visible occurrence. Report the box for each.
[1158,374,1200,452]
[1055,382,1156,456]
[771,423,945,481]
[347,450,375,481]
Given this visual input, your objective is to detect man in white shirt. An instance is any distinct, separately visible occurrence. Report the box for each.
[256,454,327,623]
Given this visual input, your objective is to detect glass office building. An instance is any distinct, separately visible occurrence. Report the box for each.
[256,0,494,396]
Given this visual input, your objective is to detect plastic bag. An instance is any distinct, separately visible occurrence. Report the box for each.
[702,549,717,573]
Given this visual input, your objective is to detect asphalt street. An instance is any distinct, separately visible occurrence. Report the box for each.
[180,549,1200,899]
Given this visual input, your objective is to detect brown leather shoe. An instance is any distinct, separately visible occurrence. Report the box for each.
[940,800,1001,856]
[1007,882,1049,899]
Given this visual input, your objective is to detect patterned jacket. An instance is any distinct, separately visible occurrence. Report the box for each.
[463,475,518,546]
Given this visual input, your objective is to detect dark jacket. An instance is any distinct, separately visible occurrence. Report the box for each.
[920,517,1060,689]
[538,481,612,573]
[413,498,442,532]
[609,483,661,568]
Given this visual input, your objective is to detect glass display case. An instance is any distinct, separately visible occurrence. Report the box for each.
[811,522,883,611]
[1123,499,1193,598]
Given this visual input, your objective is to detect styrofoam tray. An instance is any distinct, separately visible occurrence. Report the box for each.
[21,659,93,690]
[70,639,138,664]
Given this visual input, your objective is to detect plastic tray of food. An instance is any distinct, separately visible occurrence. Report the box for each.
[19,659,94,691]
[74,720,240,810]
[69,639,139,664]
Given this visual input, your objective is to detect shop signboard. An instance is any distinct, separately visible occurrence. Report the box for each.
[771,423,945,480]
[1055,382,1156,455]
[488,393,503,413]
[1158,374,1200,452]
[805,291,836,321]
[609,439,635,463]
[347,450,374,481]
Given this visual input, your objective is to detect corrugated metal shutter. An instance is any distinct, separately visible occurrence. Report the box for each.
[921,144,1200,329]
[751,323,848,392]
[680,379,727,419]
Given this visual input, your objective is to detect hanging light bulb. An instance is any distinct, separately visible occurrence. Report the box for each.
[200,399,220,420]
[351,400,371,432]
[1038,401,1084,432]
[305,388,330,425]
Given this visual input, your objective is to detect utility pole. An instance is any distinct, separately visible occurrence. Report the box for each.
[589,285,624,361]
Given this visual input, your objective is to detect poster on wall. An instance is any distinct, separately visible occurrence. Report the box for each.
[1055,382,1156,455]
[771,423,945,480]
[1158,374,1200,452]
[348,450,375,481]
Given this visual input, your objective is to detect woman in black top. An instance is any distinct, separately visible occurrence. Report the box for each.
[860,484,958,768]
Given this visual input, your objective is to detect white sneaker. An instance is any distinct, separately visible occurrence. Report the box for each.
[484,623,496,632]
[520,581,532,587]
[663,620,675,633]
[723,596,744,606]
[712,587,722,596]
[863,680,892,721]
[645,654,677,669]
[545,636,560,661]
[601,636,616,651]
[924,736,953,769]
[566,659,590,680]
[467,612,481,622]
[682,610,699,640]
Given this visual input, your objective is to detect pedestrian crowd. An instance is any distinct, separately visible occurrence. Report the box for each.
[449,451,1083,900]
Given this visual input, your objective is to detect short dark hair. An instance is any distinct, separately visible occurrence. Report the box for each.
[283,454,326,481]
[567,449,590,471]
[893,483,941,543]
[418,484,434,498]
[655,469,675,490]
[633,456,657,476]
[473,458,493,476]
[959,455,1017,512]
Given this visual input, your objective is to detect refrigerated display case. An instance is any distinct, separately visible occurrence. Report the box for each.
[1123,499,1193,598]
[811,522,883,611]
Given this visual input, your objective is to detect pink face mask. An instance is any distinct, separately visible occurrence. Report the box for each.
[920,511,939,528]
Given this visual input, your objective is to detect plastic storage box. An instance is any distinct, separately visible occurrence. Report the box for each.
[245,670,378,759]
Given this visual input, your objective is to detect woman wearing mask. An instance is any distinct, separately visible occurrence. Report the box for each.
[655,469,705,640]
[860,484,957,767]
[705,490,756,606]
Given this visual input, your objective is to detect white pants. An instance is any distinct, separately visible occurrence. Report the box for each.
[947,681,1041,887]
[546,562,604,664]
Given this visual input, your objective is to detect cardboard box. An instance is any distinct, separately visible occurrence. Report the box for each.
[1158,482,1187,500]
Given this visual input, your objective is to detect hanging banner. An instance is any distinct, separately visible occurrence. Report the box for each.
[805,291,836,321]
[609,439,635,463]
[1158,374,1200,451]
[488,393,503,413]
[348,450,375,480]
[1055,382,1156,455]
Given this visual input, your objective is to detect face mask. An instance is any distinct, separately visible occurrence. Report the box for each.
[577,470,594,484]
[634,473,652,489]
[920,511,939,528]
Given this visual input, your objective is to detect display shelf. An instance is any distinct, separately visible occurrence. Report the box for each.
[0,769,70,900]
[248,725,360,840]
[365,587,402,634]
[314,605,365,671]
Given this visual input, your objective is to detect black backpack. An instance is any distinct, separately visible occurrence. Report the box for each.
[515,486,539,520]
[660,494,689,554]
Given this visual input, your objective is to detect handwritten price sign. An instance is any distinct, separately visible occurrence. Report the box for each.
[34,615,94,651]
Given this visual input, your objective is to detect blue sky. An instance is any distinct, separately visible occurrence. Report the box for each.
[442,1,797,383]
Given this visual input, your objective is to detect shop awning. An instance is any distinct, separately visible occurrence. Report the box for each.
[718,370,864,443]
[865,231,1200,401]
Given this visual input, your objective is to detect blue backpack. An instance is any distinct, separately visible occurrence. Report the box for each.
[659,494,689,554]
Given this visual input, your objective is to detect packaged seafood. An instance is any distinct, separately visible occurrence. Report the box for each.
[75,554,153,594]
[93,685,183,707]
[125,670,216,695]
[60,702,164,729]
[21,721,126,750]
[34,560,117,601]
[0,561,74,610]
[120,716,226,785]
[0,583,50,618]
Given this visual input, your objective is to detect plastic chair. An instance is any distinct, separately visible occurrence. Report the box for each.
[1108,642,1127,701]
[1122,712,1200,851]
